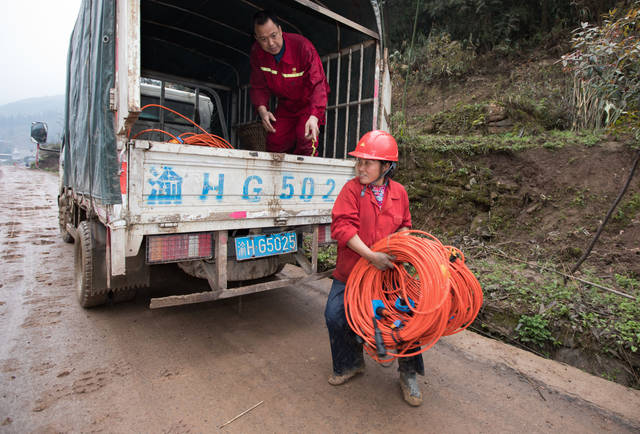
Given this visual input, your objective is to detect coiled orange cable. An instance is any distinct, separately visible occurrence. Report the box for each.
[344,230,483,363]
[128,104,233,149]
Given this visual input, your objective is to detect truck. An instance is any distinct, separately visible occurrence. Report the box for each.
[57,0,392,309]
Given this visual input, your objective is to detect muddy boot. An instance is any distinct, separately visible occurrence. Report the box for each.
[328,365,365,386]
[399,372,423,406]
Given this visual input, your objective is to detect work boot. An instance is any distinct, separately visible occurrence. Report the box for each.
[328,365,365,386]
[399,372,423,406]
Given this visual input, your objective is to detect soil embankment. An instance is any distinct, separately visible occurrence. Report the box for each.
[394,55,640,388]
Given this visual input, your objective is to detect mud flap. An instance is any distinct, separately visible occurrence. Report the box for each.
[87,221,149,291]
[88,220,109,292]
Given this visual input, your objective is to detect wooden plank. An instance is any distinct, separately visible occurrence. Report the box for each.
[149,269,334,309]
[295,251,312,275]
[291,0,379,40]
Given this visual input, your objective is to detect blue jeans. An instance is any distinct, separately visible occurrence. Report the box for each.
[324,279,424,375]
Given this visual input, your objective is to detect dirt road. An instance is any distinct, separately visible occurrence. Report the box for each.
[1,165,639,433]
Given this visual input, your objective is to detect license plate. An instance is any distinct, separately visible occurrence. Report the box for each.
[234,232,297,261]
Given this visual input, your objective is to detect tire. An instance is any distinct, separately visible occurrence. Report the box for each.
[74,220,108,308]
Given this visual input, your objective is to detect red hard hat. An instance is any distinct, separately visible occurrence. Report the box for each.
[348,130,398,162]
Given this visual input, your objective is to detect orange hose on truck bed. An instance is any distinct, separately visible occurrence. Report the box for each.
[344,230,483,363]
[128,104,233,149]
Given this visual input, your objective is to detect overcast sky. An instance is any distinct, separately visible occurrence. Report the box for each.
[0,0,82,106]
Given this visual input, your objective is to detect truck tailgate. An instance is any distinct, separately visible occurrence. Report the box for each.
[127,141,355,230]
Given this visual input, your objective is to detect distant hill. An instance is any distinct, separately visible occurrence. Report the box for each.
[0,95,64,157]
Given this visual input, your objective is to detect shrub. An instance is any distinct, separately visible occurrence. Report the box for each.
[516,314,558,348]
[390,31,477,84]
[562,3,640,138]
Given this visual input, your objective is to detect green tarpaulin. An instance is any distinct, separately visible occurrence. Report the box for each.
[63,0,120,204]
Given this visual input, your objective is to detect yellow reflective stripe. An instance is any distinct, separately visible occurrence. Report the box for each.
[282,71,305,78]
[259,67,305,78]
[260,66,278,74]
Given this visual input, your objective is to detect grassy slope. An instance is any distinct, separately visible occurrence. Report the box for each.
[389,54,640,388]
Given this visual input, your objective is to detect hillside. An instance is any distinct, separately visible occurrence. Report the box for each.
[388,50,640,389]
[0,95,64,157]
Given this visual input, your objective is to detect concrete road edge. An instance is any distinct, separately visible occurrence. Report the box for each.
[438,330,640,428]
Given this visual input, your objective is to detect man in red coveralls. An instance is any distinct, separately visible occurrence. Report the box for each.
[250,10,329,156]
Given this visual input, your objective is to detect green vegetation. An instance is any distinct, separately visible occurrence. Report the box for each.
[416,103,486,135]
[616,273,640,292]
[398,130,603,155]
[390,32,477,84]
[472,257,640,356]
[385,0,620,53]
[516,314,558,350]
[571,188,588,207]
[317,244,337,271]
[365,0,640,388]
[612,193,640,225]
[562,4,640,138]
[302,235,337,273]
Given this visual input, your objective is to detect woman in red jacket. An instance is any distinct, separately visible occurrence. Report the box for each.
[325,130,424,406]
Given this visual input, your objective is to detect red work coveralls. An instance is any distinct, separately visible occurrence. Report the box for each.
[250,32,329,156]
[331,178,412,283]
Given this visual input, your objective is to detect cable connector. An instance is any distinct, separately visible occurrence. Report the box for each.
[394,296,415,313]
[449,248,462,263]
[372,299,387,320]
[391,320,405,345]
[372,316,387,357]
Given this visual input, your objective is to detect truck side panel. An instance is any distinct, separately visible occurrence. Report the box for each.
[123,142,354,255]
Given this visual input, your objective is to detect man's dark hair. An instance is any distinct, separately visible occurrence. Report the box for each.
[253,10,280,29]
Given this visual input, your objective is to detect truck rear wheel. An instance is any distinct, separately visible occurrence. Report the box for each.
[74,220,108,308]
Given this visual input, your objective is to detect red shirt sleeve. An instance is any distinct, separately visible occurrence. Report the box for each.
[302,39,329,121]
[249,45,271,111]
[331,180,360,248]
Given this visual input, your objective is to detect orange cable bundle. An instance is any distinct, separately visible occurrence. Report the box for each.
[344,230,483,363]
[128,104,233,149]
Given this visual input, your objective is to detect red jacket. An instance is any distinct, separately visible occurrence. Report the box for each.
[250,32,329,121]
[331,178,412,283]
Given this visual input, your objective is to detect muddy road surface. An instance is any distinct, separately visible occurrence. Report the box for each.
[1,165,639,433]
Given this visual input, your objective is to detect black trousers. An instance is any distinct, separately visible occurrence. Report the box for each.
[324,278,424,375]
